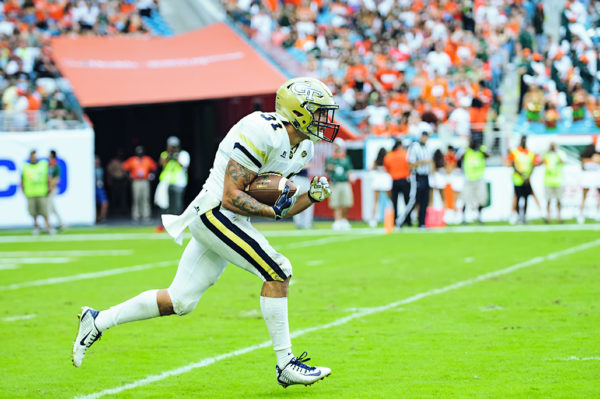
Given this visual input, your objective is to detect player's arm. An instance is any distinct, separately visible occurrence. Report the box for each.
[286,192,313,217]
[286,176,331,217]
[222,159,276,218]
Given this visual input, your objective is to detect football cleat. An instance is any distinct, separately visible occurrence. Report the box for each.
[72,306,102,367]
[276,352,331,388]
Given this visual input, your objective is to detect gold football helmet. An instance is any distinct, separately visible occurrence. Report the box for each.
[275,77,340,142]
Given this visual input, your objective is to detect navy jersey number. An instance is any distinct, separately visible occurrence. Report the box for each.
[261,114,283,131]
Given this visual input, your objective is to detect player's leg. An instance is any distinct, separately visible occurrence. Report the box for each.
[198,206,331,386]
[72,236,226,367]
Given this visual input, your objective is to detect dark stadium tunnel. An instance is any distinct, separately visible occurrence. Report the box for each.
[86,94,274,215]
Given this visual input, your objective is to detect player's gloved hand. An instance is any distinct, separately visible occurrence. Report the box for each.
[308,176,331,203]
[272,185,297,220]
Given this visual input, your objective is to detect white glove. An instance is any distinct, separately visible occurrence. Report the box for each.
[308,176,331,203]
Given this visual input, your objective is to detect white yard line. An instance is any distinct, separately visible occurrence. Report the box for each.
[0,250,134,257]
[1,236,377,292]
[0,257,72,264]
[0,260,178,291]
[1,223,599,243]
[278,234,375,249]
[553,356,600,361]
[2,314,36,322]
[75,237,600,399]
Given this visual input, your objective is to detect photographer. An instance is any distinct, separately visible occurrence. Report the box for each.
[156,136,190,228]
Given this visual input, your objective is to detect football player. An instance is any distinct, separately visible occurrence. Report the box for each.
[73,77,339,388]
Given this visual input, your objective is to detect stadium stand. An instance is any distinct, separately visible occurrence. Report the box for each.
[515,0,600,134]
[224,0,514,142]
[0,0,172,131]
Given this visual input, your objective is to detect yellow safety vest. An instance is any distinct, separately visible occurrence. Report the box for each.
[22,161,48,197]
[511,149,535,186]
[159,151,182,185]
[544,152,563,187]
[463,146,486,182]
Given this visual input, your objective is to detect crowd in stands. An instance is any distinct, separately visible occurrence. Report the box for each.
[518,0,600,131]
[224,0,550,143]
[0,0,160,131]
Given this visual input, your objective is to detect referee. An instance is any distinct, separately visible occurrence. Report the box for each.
[403,131,433,228]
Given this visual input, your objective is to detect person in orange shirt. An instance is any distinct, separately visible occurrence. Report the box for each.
[122,145,157,222]
[384,139,412,227]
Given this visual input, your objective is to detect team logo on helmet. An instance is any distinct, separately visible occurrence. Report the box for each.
[290,83,323,102]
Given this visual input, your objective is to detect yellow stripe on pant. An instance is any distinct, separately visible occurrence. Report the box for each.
[205,210,282,281]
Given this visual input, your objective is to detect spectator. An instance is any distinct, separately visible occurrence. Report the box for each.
[429,148,446,212]
[368,147,392,227]
[384,139,412,227]
[508,136,541,224]
[459,140,489,224]
[95,155,108,223]
[158,136,190,220]
[106,149,129,217]
[21,150,53,235]
[122,145,157,223]
[405,131,433,228]
[578,143,600,223]
[47,149,64,230]
[325,138,354,230]
[543,142,565,224]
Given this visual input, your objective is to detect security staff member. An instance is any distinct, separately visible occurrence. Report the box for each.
[21,150,53,235]
[403,131,433,228]
[384,139,412,227]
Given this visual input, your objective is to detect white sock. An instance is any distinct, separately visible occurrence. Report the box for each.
[260,296,293,368]
[95,290,160,332]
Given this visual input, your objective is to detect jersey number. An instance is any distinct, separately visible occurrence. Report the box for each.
[261,114,283,131]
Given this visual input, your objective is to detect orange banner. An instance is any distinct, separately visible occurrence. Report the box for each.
[51,23,287,107]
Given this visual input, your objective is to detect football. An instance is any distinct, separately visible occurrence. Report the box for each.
[245,174,297,206]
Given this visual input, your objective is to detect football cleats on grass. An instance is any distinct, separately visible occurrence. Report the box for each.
[276,352,331,388]
[72,306,102,367]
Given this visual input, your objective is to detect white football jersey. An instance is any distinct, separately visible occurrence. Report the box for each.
[203,111,314,200]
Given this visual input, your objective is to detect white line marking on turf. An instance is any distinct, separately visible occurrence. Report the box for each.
[0,260,178,291]
[279,234,374,249]
[0,264,19,270]
[1,223,599,243]
[0,257,72,264]
[2,314,36,322]
[554,356,600,361]
[305,259,324,266]
[0,250,134,257]
[75,237,600,399]
[1,235,365,292]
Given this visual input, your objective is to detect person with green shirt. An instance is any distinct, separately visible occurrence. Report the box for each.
[325,138,354,230]
[459,140,489,224]
[21,150,53,235]
[543,142,565,224]
[48,149,64,231]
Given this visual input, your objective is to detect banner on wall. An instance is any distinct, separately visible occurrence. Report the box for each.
[0,129,95,228]
[50,23,287,107]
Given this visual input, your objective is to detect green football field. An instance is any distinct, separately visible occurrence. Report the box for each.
[1,223,599,398]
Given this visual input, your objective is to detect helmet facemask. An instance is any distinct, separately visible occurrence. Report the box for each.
[305,103,339,143]
[275,77,341,143]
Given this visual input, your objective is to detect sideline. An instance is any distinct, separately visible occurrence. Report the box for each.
[0,223,598,244]
[74,238,600,399]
